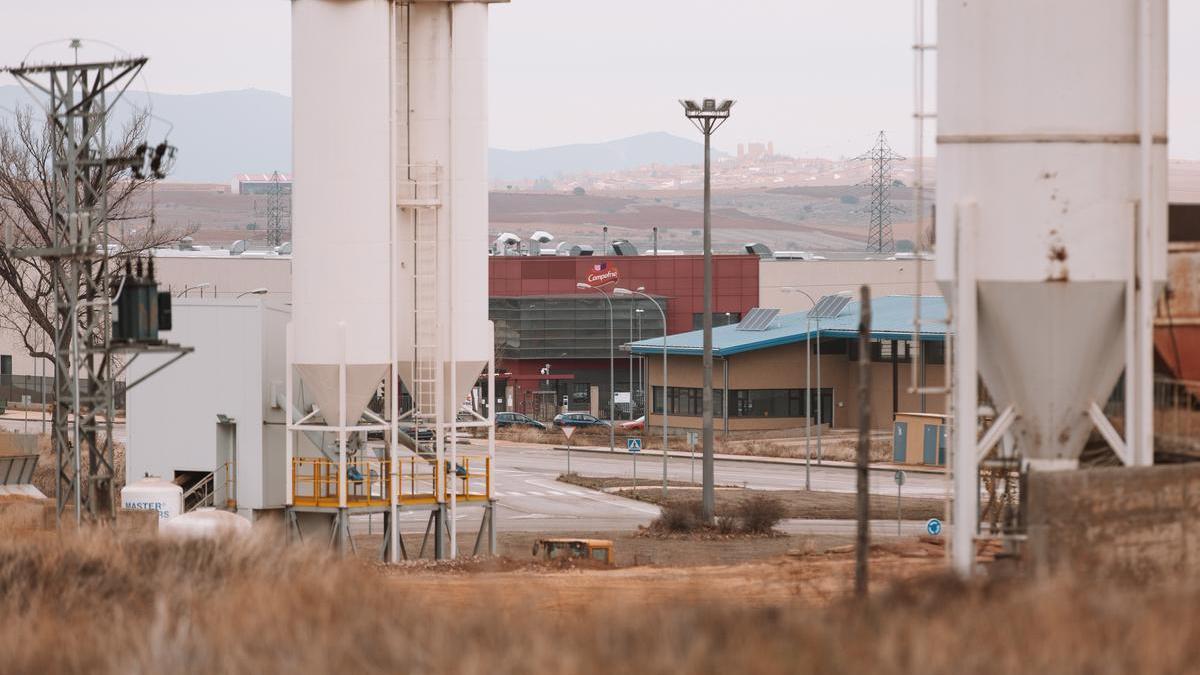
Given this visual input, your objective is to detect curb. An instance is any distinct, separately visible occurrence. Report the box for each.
[549,444,947,475]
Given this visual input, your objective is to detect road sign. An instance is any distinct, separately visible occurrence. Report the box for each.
[686,431,699,448]
[562,426,576,440]
[893,470,906,486]
[626,437,642,452]
[926,518,942,536]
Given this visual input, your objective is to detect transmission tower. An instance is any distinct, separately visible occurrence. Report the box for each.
[264,171,291,248]
[855,131,905,253]
[7,55,191,523]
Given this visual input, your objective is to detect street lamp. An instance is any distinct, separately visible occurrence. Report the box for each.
[681,97,733,523]
[577,282,615,452]
[616,286,668,498]
[177,282,210,298]
[236,287,269,299]
[782,287,818,490]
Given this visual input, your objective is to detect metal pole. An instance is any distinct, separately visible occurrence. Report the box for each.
[608,291,614,452]
[629,304,634,420]
[816,319,823,463]
[805,316,812,490]
[855,285,872,598]
[652,226,658,256]
[700,124,715,524]
[897,477,902,536]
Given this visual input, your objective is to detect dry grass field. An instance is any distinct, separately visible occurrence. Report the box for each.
[0,527,1195,674]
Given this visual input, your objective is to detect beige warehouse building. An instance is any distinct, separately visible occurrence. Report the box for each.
[629,295,946,434]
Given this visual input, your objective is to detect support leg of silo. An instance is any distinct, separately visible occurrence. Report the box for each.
[488,501,497,556]
[418,510,434,559]
[434,506,445,560]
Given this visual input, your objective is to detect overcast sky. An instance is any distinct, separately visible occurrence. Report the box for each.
[1,0,1197,158]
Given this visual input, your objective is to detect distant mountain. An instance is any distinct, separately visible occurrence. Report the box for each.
[0,86,713,183]
[490,131,724,182]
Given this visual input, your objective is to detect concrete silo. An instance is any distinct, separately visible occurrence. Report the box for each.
[937,0,1168,574]
[288,0,503,560]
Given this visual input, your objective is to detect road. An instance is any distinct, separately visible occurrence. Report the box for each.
[381,442,949,537]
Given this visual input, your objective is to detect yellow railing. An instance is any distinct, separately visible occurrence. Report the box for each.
[290,455,491,509]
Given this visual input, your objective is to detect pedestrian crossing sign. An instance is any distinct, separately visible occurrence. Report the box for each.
[627,437,642,452]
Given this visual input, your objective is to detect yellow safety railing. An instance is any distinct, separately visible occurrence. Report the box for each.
[291,454,491,508]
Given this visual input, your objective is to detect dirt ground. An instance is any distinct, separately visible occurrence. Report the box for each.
[558,473,945,522]
[376,541,949,613]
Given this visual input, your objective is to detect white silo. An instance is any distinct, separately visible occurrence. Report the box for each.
[937,0,1168,573]
[288,0,501,562]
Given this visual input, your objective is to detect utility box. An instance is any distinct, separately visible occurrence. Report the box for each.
[893,412,947,466]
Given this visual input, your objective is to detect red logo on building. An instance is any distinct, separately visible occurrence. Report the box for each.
[584,262,620,287]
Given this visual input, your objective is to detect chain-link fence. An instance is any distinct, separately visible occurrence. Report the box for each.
[0,375,127,410]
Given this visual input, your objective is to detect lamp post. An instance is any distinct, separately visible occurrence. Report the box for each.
[236,287,269,299]
[782,287,817,490]
[177,282,211,298]
[681,97,733,522]
[616,286,668,498]
[578,282,615,452]
[635,308,645,414]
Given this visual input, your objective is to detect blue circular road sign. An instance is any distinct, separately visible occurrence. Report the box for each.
[925,518,942,536]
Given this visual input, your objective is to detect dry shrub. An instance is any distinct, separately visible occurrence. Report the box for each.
[736,494,787,534]
[715,513,737,535]
[653,499,703,533]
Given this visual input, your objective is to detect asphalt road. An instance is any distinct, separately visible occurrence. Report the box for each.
[380,442,949,538]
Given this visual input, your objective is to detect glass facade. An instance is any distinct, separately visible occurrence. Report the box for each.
[491,295,666,360]
[653,386,833,423]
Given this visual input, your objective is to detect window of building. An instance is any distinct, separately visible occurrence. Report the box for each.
[847,338,944,364]
[652,386,831,422]
[692,312,741,330]
[652,386,724,417]
[0,355,10,376]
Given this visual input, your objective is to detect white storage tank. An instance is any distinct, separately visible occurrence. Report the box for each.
[936,0,1167,462]
[160,508,252,540]
[120,476,183,522]
[291,0,394,424]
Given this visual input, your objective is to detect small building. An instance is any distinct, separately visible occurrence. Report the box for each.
[892,412,947,466]
[628,295,947,434]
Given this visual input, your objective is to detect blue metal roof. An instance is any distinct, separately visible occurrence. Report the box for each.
[627,295,946,357]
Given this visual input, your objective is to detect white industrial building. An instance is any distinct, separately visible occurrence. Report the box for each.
[126,299,289,518]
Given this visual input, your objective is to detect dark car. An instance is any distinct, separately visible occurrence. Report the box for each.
[553,412,611,429]
[495,412,547,430]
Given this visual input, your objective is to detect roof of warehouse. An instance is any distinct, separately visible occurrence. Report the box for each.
[627,295,946,357]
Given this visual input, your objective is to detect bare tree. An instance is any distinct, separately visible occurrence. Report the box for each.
[0,105,194,366]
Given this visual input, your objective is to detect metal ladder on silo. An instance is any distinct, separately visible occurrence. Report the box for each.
[405,165,443,466]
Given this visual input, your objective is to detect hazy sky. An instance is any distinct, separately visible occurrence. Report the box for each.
[1,0,1197,158]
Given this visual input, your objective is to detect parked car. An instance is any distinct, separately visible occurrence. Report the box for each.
[619,415,645,431]
[495,412,547,430]
[553,412,611,429]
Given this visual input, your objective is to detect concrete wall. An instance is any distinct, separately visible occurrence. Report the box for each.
[1026,464,1200,579]
[759,258,940,313]
[645,339,946,433]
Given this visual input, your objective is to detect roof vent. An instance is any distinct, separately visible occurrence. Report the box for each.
[611,240,638,256]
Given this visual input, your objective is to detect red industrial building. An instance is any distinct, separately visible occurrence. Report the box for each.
[489,254,759,419]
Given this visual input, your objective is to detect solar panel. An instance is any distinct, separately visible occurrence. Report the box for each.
[736,307,780,331]
[809,294,852,319]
